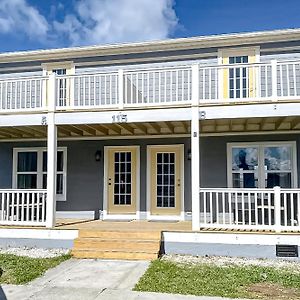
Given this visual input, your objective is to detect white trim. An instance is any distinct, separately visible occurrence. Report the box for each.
[0,28,299,63]
[0,229,78,240]
[163,231,300,246]
[103,145,140,220]
[218,46,260,61]
[56,211,95,219]
[227,141,297,188]
[54,108,192,125]
[146,144,185,221]
[12,147,67,201]
[3,130,300,143]
[42,61,75,76]
[0,134,190,143]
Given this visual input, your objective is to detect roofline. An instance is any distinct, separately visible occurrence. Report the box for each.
[1,28,300,63]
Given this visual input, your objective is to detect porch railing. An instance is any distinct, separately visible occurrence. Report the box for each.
[199,187,300,232]
[0,76,47,112]
[0,189,47,226]
[0,59,300,112]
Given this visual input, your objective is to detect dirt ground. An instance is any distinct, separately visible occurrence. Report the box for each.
[247,283,300,300]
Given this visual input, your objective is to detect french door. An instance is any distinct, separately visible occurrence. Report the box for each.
[149,145,183,215]
[228,142,296,188]
[107,147,138,214]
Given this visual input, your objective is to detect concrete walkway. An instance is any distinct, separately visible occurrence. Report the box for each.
[1,259,244,300]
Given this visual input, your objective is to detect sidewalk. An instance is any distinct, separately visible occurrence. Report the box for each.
[1,259,247,300]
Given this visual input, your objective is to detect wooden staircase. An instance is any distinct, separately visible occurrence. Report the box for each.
[71,229,162,260]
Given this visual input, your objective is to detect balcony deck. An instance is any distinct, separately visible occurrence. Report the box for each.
[0,60,299,114]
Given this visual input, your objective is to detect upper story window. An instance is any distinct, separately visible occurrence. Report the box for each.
[229,55,249,99]
[219,47,259,100]
[42,62,74,107]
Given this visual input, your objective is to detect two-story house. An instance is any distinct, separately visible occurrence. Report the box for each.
[1,28,300,259]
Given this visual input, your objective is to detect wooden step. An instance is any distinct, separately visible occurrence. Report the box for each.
[72,249,158,260]
[74,238,160,252]
[78,230,161,240]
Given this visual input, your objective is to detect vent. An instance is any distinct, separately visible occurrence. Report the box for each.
[276,245,298,257]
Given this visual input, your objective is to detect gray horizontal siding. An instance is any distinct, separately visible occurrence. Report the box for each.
[1,39,300,74]
[0,134,300,215]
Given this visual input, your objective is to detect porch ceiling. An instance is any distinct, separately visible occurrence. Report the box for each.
[0,121,190,139]
[1,116,300,140]
[200,116,300,134]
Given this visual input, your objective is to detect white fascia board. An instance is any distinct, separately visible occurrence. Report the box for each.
[0,113,46,127]
[203,102,300,120]
[1,28,300,63]
[163,232,300,246]
[54,108,191,125]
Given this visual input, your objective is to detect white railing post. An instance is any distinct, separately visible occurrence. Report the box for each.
[274,186,281,233]
[191,64,200,231]
[48,73,56,111]
[42,78,48,109]
[271,59,278,101]
[118,69,124,109]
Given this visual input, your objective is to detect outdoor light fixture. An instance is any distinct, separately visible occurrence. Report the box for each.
[95,150,101,162]
[187,149,191,160]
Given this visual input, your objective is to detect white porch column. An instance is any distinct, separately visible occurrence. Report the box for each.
[191,64,200,231]
[46,73,57,228]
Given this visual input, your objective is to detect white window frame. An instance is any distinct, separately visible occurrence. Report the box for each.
[227,141,297,188]
[13,147,67,201]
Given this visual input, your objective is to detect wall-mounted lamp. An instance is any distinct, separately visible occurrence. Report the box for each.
[187,149,191,160]
[95,150,102,162]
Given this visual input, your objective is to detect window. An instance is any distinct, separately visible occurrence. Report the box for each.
[42,62,74,107]
[13,148,67,201]
[228,142,296,188]
[229,55,248,98]
[219,47,259,99]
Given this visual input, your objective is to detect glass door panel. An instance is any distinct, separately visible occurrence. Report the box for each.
[229,56,249,99]
[264,146,293,188]
[107,147,137,214]
[150,146,182,216]
[231,147,258,188]
[113,152,132,206]
[156,153,175,208]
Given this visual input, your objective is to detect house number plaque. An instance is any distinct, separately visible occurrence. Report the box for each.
[112,113,128,123]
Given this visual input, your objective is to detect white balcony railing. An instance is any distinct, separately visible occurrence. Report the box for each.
[0,59,300,112]
[124,66,192,106]
[0,76,47,112]
[199,187,300,232]
[0,189,47,226]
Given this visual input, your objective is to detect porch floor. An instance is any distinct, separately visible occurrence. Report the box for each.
[0,219,299,234]
[55,219,193,232]
[55,219,300,234]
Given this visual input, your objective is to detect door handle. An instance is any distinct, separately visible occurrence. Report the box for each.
[108,178,112,186]
[177,179,180,187]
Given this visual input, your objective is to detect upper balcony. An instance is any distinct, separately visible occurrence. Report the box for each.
[0,59,299,114]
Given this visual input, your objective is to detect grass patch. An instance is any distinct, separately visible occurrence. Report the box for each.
[134,259,300,299]
[0,253,71,285]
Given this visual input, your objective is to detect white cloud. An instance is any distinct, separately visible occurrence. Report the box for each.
[53,0,178,46]
[0,0,49,40]
[0,0,178,47]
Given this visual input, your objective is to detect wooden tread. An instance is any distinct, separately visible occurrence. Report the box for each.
[74,238,160,252]
[78,230,161,240]
[72,249,158,260]
[72,229,162,260]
